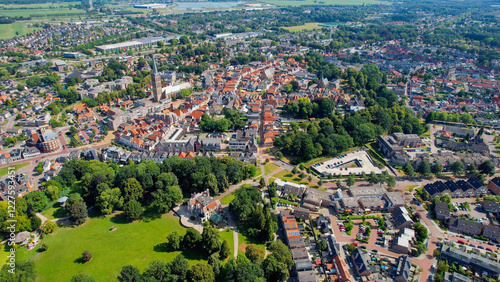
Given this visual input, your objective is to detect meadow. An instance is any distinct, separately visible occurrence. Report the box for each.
[2,212,234,281]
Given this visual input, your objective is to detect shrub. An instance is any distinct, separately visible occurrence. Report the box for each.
[82,250,92,262]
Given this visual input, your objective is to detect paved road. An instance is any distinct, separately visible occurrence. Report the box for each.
[233,230,238,258]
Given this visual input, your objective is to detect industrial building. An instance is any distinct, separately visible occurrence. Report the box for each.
[95,36,176,53]
[133,4,167,9]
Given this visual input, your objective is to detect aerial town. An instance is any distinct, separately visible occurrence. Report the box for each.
[0,0,499,281]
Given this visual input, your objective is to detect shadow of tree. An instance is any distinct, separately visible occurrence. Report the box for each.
[110,213,129,224]
[153,242,169,253]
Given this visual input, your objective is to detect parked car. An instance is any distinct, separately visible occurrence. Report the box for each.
[478,246,485,249]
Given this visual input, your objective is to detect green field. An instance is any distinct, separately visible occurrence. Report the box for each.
[220,193,236,205]
[2,212,232,281]
[0,22,42,40]
[273,169,318,188]
[264,162,280,175]
[0,8,85,17]
[262,0,388,6]
[40,202,69,220]
[0,2,80,9]
[282,22,321,32]
[0,162,30,177]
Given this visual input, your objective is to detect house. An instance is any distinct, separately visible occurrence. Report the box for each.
[187,190,221,222]
[316,215,331,233]
[435,201,451,221]
[447,217,483,236]
[440,245,500,278]
[394,255,412,282]
[391,228,415,254]
[483,200,500,213]
[489,177,500,195]
[294,208,310,221]
[14,231,31,245]
[392,207,413,230]
[351,248,374,276]
[443,272,470,282]
[483,225,500,243]
[443,125,475,138]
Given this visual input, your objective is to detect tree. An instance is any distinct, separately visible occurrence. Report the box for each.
[260,177,265,188]
[123,200,142,220]
[346,175,355,188]
[170,254,189,279]
[403,162,415,177]
[268,183,277,197]
[336,180,342,188]
[122,178,143,203]
[143,260,170,281]
[0,260,36,281]
[151,185,182,213]
[292,167,298,174]
[268,240,294,270]
[235,261,264,282]
[183,228,202,249]
[417,160,431,176]
[24,191,49,212]
[451,161,465,176]
[70,202,88,225]
[97,188,123,215]
[220,240,231,259]
[71,272,95,282]
[317,238,328,252]
[263,254,289,282]
[386,175,396,188]
[479,160,496,176]
[202,227,221,255]
[432,163,443,175]
[43,220,57,234]
[245,244,265,264]
[275,151,283,159]
[298,172,306,179]
[167,231,181,251]
[70,126,78,136]
[82,250,92,262]
[44,185,59,201]
[30,215,41,231]
[187,263,215,282]
[118,265,141,282]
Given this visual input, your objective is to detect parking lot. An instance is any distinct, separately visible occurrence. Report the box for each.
[451,199,490,224]
[312,149,387,176]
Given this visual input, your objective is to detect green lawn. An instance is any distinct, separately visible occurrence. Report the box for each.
[219,229,235,259]
[0,8,85,17]
[237,228,266,253]
[262,0,388,6]
[220,193,235,205]
[282,22,321,32]
[40,202,69,220]
[0,22,42,40]
[0,162,30,177]
[264,162,279,175]
[3,212,230,281]
[273,170,318,188]
[0,2,80,9]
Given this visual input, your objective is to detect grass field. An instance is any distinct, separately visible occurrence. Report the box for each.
[0,8,85,17]
[0,22,42,40]
[261,0,388,6]
[264,162,280,175]
[220,193,235,205]
[237,228,266,253]
[40,202,69,220]
[282,22,321,32]
[2,212,232,281]
[273,170,318,188]
[0,2,80,9]
[0,162,30,177]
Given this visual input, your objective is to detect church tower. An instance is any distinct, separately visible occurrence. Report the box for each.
[152,56,162,102]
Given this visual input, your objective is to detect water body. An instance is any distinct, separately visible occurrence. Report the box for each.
[172,1,246,10]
